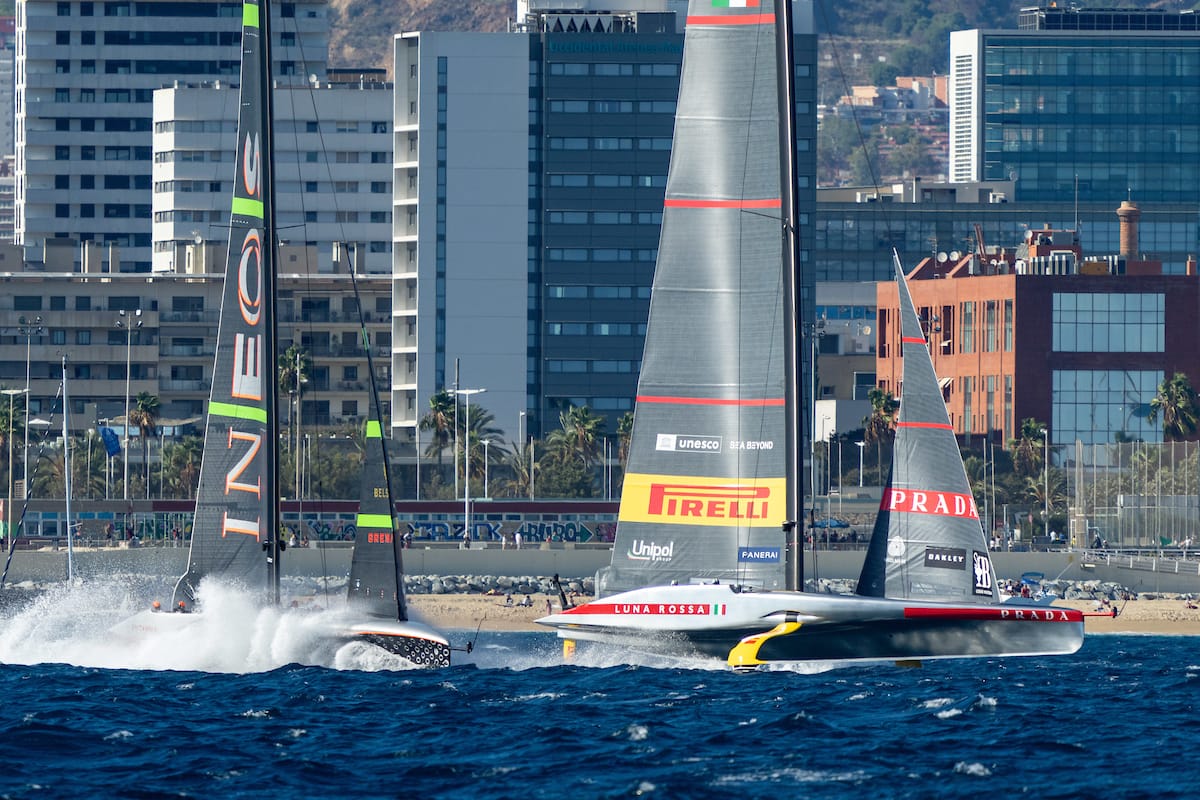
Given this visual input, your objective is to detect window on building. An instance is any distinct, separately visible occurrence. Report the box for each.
[81,30,95,45]
[76,330,91,345]
[1052,293,1164,353]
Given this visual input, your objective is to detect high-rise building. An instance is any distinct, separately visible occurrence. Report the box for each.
[949,7,1200,202]
[15,0,328,272]
[151,80,394,275]
[391,2,817,451]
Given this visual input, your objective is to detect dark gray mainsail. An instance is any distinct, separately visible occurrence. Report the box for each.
[173,0,281,608]
[346,416,406,619]
[856,255,1000,602]
[600,0,789,595]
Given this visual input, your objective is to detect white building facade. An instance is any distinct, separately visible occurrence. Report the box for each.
[152,81,394,275]
[15,0,328,272]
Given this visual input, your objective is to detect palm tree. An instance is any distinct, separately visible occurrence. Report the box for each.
[419,390,458,471]
[1008,417,1046,478]
[459,405,503,488]
[1148,372,1200,441]
[863,387,898,478]
[163,436,204,499]
[0,388,26,460]
[128,391,160,497]
[278,344,310,465]
[616,411,634,467]
[497,438,537,499]
[547,405,606,469]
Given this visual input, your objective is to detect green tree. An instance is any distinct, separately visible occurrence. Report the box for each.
[163,436,203,499]
[496,438,537,500]
[546,405,606,471]
[458,405,503,491]
[862,387,898,484]
[1008,418,1047,478]
[128,391,160,497]
[278,344,310,467]
[616,411,634,467]
[1148,372,1200,442]
[419,390,457,472]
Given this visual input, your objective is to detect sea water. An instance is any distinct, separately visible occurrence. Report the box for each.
[0,582,1196,799]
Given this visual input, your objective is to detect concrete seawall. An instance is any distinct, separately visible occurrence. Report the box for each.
[6,544,1199,594]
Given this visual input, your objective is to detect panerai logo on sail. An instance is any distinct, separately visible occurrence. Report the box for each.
[628,539,675,562]
[656,433,722,453]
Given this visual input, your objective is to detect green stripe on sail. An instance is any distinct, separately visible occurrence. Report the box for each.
[243,1,260,27]
[357,513,392,528]
[209,400,268,424]
[232,196,264,220]
[366,419,382,439]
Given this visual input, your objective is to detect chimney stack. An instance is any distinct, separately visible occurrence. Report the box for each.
[1116,200,1140,258]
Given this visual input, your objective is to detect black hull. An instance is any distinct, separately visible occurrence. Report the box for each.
[749,618,1083,664]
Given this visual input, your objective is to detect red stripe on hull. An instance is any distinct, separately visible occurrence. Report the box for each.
[637,395,785,407]
[904,606,1084,622]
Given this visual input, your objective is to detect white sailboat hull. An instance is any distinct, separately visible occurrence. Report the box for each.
[538,583,1084,667]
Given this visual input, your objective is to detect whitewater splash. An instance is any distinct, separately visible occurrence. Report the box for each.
[0,579,444,673]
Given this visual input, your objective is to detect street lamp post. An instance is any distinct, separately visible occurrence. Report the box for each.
[856,441,865,487]
[454,387,486,545]
[18,316,43,497]
[1042,426,1050,535]
[115,309,142,501]
[482,439,490,499]
[2,389,26,545]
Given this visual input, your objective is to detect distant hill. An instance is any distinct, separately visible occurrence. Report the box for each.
[323,0,1193,76]
[325,0,512,75]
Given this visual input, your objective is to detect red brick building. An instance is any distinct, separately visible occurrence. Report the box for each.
[875,202,1200,448]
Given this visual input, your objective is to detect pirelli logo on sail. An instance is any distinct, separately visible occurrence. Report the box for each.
[619,473,784,527]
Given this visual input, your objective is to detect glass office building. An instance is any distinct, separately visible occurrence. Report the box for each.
[950,10,1200,203]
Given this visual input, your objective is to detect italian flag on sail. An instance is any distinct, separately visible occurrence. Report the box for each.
[712,0,760,6]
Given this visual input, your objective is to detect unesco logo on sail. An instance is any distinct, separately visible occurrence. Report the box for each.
[656,433,722,453]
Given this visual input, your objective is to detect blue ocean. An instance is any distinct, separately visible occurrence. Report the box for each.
[0,585,1196,799]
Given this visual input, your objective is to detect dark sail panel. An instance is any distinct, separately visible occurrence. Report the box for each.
[174,0,278,606]
[857,255,999,602]
[601,2,788,595]
[347,418,407,620]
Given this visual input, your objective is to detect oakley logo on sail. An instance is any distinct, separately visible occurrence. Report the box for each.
[646,483,770,521]
[882,488,978,519]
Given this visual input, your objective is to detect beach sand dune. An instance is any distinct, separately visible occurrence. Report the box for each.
[408,594,1200,636]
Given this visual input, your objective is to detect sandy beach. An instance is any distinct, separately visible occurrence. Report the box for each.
[408,593,1200,636]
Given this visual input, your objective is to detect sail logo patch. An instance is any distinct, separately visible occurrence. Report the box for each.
[564,602,728,617]
[628,539,675,563]
[972,550,994,596]
[619,473,785,527]
[924,546,967,570]
[656,434,722,454]
[882,488,979,519]
[738,547,780,563]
